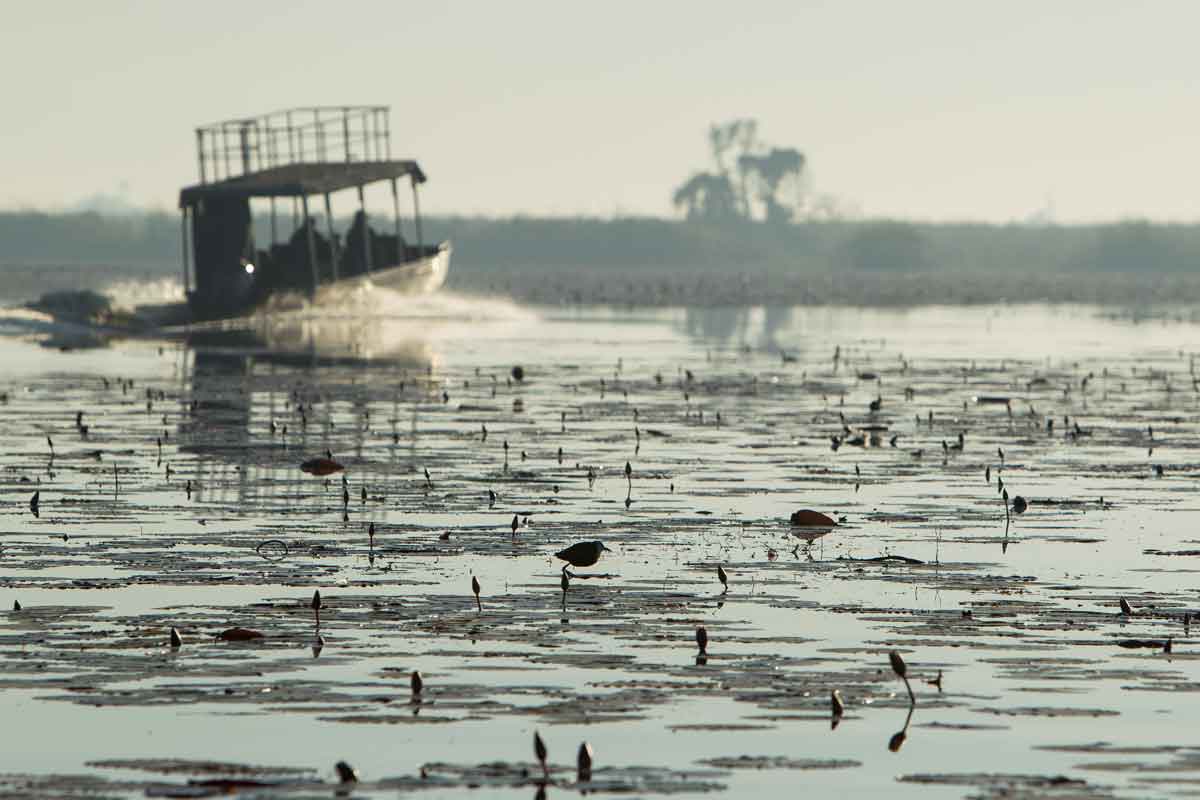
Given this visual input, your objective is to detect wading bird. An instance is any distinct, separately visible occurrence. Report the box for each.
[555,541,612,575]
[717,564,728,593]
[472,576,482,612]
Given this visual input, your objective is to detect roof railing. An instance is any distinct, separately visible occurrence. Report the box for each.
[195,106,392,184]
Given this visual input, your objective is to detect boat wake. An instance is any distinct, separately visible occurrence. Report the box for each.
[102,277,186,311]
[1,274,533,363]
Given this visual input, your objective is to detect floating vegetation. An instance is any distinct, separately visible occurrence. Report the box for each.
[2,303,1200,797]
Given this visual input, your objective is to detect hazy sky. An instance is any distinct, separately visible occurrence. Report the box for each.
[3,1,1198,222]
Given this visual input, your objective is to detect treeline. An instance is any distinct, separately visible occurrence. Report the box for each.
[3,209,1200,276]
[0,210,181,266]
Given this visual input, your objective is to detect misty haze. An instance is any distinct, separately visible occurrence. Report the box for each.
[2,3,1200,799]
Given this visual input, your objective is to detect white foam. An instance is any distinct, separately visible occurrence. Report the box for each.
[256,284,537,324]
[102,277,186,311]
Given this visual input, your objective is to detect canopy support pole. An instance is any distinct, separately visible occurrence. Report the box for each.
[410,176,424,253]
[390,178,404,262]
[180,207,191,293]
[302,195,318,298]
[324,193,339,281]
[358,185,373,273]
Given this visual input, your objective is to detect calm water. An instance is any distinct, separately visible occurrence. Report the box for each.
[1,287,1199,798]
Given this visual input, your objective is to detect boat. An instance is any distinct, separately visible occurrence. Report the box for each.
[177,106,450,321]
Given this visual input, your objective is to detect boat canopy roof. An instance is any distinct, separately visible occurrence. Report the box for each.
[180,105,426,208]
[180,160,426,207]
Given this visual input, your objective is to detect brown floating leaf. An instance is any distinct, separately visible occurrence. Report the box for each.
[300,457,343,476]
[789,509,837,527]
[217,627,265,642]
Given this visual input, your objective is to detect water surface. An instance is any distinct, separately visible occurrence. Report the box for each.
[1,293,1199,798]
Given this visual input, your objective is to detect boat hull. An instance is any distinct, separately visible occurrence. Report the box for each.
[333,241,451,295]
[188,241,451,321]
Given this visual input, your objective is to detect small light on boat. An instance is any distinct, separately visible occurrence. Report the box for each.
[244,262,255,274]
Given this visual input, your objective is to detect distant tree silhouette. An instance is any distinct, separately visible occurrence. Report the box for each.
[672,172,740,221]
[709,119,758,216]
[738,147,805,223]
[675,120,805,223]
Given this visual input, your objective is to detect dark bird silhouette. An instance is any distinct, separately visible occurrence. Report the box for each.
[311,590,322,627]
[555,541,611,573]
[717,564,728,593]
[169,627,183,648]
[411,670,423,697]
[696,625,708,654]
[511,515,519,536]
[30,491,39,517]
[1120,597,1134,616]
[1011,495,1028,514]
[472,576,482,612]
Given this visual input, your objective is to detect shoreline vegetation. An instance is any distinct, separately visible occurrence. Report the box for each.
[3,210,1200,307]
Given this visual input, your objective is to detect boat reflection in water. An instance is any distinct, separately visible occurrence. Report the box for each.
[186,286,443,366]
[177,308,441,510]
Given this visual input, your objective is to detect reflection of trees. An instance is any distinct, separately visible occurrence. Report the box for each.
[683,306,748,345]
[680,304,796,352]
[761,305,793,351]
